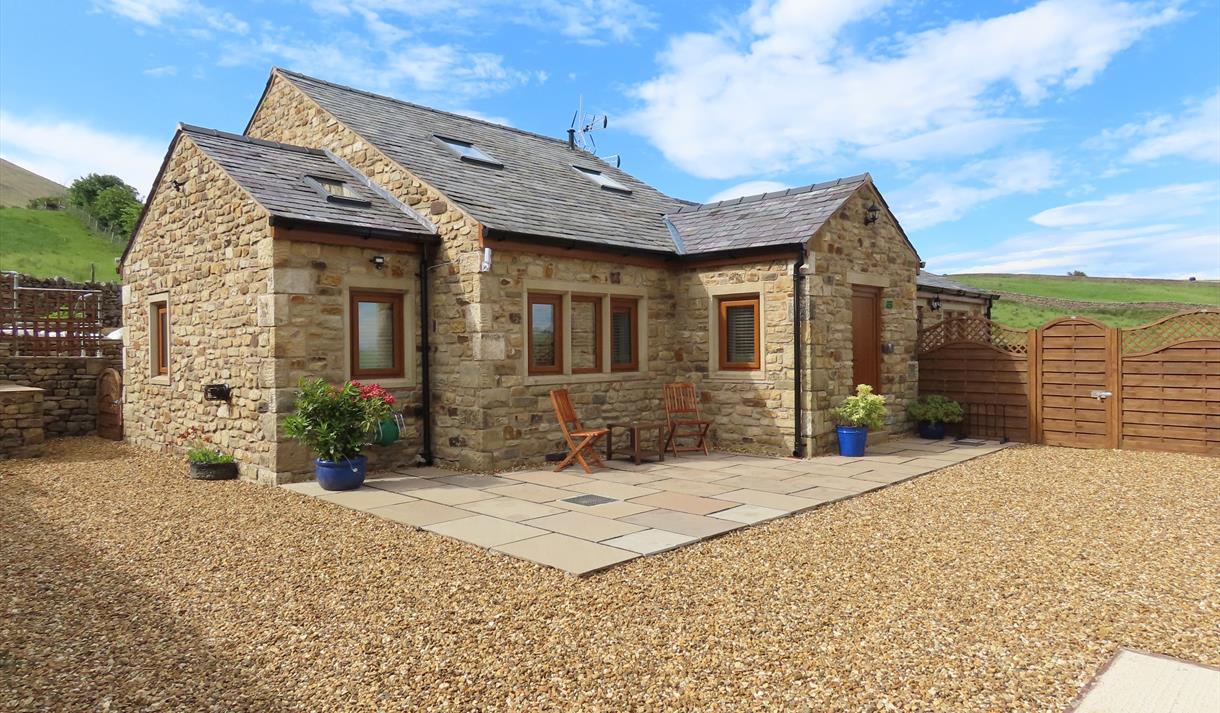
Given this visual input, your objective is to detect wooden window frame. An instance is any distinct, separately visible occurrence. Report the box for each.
[718,294,761,371]
[610,297,639,372]
[570,295,602,374]
[151,300,169,376]
[528,292,564,375]
[349,290,405,379]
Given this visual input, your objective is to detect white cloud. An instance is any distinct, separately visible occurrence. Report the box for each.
[891,152,1058,230]
[0,112,165,197]
[142,65,178,77]
[100,0,248,34]
[1098,89,1220,162]
[627,0,1181,179]
[707,180,790,203]
[1029,182,1217,227]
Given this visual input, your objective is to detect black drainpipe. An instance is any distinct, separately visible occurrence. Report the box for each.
[418,243,434,466]
[792,246,807,458]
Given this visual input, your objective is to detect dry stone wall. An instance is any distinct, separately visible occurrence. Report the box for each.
[0,356,119,436]
[0,385,44,457]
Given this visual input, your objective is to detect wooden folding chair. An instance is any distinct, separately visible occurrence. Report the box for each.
[663,383,711,457]
[550,389,608,474]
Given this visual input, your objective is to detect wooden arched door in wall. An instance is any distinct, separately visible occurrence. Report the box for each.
[96,368,123,441]
[852,285,882,391]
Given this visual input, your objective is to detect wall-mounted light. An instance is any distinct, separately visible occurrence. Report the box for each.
[865,202,880,225]
[170,179,185,192]
[370,255,386,270]
[930,295,942,311]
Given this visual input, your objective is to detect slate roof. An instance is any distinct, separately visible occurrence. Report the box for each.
[182,125,434,237]
[916,271,997,299]
[665,176,869,254]
[274,69,686,253]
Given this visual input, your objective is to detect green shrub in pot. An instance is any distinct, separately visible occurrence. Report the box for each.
[906,395,965,440]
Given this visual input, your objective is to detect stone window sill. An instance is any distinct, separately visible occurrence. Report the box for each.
[707,370,769,384]
[148,375,171,386]
[526,371,650,387]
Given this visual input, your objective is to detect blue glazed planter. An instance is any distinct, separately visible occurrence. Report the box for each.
[315,455,367,491]
[917,421,947,440]
[836,426,869,457]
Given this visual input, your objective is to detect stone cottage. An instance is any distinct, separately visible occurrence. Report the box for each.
[915,272,998,332]
[120,68,923,484]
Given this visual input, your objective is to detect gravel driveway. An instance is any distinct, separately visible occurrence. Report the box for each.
[2,438,1216,711]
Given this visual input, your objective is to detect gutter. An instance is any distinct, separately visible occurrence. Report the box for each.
[792,246,807,458]
[418,242,434,466]
[268,215,437,243]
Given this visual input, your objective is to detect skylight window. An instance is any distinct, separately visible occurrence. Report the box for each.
[435,136,502,167]
[573,166,631,194]
[303,175,371,206]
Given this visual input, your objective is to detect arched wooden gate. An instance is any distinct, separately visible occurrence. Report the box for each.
[1035,317,1116,449]
[96,368,123,440]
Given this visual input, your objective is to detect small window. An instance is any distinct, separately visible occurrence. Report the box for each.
[435,136,502,166]
[350,291,404,378]
[570,296,602,373]
[528,293,563,375]
[718,295,760,370]
[304,175,372,206]
[610,297,638,371]
[150,299,169,376]
[573,166,631,194]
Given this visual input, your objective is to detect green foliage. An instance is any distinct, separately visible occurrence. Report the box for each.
[186,446,236,464]
[283,378,389,463]
[0,207,123,281]
[951,274,1220,306]
[27,195,64,210]
[67,173,143,236]
[833,384,888,430]
[988,302,1174,329]
[68,173,135,209]
[906,395,965,424]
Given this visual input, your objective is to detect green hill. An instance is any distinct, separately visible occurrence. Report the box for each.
[951,273,1220,329]
[0,158,67,207]
[0,207,124,281]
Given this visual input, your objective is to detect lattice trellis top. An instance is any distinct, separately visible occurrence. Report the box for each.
[1121,309,1220,355]
[918,315,1028,355]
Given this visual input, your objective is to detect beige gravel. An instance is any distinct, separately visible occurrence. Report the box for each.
[2,438,1217,711]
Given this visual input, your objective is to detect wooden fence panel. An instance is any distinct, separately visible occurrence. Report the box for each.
[1036,317,1114,450]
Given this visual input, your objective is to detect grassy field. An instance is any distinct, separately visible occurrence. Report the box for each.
[988,302,1175,329]
[952,273,1220,305]
[0,207,124,281]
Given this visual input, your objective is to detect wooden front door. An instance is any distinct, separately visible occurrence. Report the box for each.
[851,286,882,390]
[1037,317,1115,448]
[96,368,123,440]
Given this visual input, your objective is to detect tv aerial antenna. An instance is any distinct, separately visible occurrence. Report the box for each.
[569,95,609,154]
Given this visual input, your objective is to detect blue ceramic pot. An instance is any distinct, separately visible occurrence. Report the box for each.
[917,421,946,440]
[315,455,367,491]
[836,425,868,457]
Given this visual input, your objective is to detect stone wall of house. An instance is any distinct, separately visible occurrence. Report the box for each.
[268,240,423,481]
[806,187,921,452]
[247,71,487,472]
[0,385,44,458]
[0,356,119,436]
[121,136,277,481]
[916,293,989,334]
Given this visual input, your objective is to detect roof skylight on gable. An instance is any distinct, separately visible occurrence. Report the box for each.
[435,136,502,167]
[303,175,372,207]
[573,166,631,194]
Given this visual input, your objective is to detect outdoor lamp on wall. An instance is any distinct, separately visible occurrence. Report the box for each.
[930,295,942,311]
[865,202,881,225]
[370,255,386,270]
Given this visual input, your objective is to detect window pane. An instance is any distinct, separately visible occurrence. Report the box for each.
[611,307,633,365]
[357,301,395,370]
[725,303,756,365]
[531,302,557,367]
[571,298,599,371]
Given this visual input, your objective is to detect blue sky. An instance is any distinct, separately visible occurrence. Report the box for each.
[1,0,1218,277]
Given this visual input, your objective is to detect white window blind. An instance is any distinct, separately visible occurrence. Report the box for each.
[357,301,395,370]
[611,309,633,364]
[724,304,756,365]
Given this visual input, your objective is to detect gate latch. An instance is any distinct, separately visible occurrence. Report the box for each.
[1090,390,1113,401]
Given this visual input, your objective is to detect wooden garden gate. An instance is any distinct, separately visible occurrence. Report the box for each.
[917,310,1219,456]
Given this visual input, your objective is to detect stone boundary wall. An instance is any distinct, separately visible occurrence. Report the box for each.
[0,355,121,436]
[0,385,44,458]
[2,273,123,327]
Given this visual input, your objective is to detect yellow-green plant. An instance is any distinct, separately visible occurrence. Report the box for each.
[833,384,888,430]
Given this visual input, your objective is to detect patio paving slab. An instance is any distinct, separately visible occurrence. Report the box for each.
[551,499,656,519]
[651,466,736,483]
[790,486,860,503]
[280,480,329,496]
[425,515,548,549]
[601,529,696,555]
[457,496,565,521]
[409,485,499,506]
[787,475,881,493]
[586,469,669,485]
[501,470,590,488]
[367,500,470,527]
[852,469,924,485]
[710,504,788,525]
[621,509,742,538]
[644,478,735,497]
[716,489,821,513]
[316,487,415,511]
[630,491,737,515]
[1071,649,1219,713]
[365,476,441,494]
[434,474,518,489]
[524,511,646,541]
[714,474,810,494]
[492,533,637,575]
[485,483,574,503]
[567,480,660,501]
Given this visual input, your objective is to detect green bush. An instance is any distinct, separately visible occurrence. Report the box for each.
[282,378,396,462]
[906,395,965,424]
[177,427,235,464]
[833,384,888,430]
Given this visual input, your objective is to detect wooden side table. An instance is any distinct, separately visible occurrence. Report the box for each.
[606,421,667,465]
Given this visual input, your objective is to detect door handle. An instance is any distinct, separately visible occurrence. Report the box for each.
[1089,390,1113,400]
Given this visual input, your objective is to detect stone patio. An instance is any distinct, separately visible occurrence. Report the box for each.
[282,437,1009,575]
